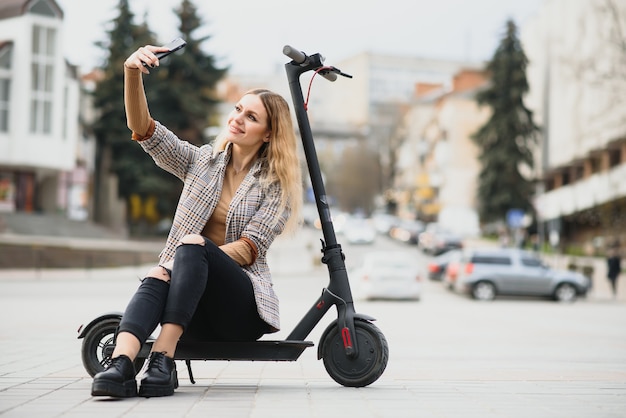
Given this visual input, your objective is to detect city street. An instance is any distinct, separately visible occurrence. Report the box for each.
[0,227,625,417]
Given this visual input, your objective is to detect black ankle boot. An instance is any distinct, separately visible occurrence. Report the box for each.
[91,355,137,397]
[139,352,178,397]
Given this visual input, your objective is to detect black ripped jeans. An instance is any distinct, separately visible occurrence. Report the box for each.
[118,238,269,345]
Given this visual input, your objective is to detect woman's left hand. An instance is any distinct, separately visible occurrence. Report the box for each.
[124,45,170,74]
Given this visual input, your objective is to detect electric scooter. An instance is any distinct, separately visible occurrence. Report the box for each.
[77,46,389,388]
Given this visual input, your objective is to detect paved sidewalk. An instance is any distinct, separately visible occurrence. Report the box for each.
[1,231,625,417]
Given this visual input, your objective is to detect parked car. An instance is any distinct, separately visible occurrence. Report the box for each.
[446,248,591,302]
[421,229,463,255]
[418,222,440,252]
[389,219,424,245]
[371,212,398,235]
[427,249,462,281]
[313,210,350,234]
[349,251,422,300]
[343,217,376,245]
[437,206,481,238]
[430,231,463,255]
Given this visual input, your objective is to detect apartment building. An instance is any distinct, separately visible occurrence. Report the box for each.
[393,69,490,222]
[0,0,89,219]
[523,0,626,250]
[305,52,478,201]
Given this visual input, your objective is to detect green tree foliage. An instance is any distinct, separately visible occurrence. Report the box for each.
[91,0,156,224]
[471,19,540,223]
[91,0,226,233]
[149,0,227,146]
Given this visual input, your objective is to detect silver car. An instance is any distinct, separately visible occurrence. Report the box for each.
[453,248,590,302]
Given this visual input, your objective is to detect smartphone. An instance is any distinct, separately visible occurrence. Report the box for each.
[142,37,186,67]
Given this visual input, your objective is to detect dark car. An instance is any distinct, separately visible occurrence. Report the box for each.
[427,249,462,281]
[389,219,424,245]
[419,223,463,255]
[445,247,591,302]
[427,231,463,255]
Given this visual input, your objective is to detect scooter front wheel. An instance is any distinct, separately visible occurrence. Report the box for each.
[320,319,388,387]
[81,317,145,377]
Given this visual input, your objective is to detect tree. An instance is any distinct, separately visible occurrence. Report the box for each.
[91,0,157,226]
[149,0,227,146]
[91,0,226,234]
[567,0,626,137]
[471,19,540,223]
[140,0,227,223]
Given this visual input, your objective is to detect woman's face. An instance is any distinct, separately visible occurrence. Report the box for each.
[226,94,270,150]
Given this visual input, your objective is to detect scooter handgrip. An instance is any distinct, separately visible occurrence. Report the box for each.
[321,72,337,82]
[283,45,307,64]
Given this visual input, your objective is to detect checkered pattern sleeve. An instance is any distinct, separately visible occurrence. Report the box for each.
[239,181,290,259]
[137,121,203,181]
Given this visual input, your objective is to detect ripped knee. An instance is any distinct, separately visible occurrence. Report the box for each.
[145,266,170,282]
[178,234,206,246]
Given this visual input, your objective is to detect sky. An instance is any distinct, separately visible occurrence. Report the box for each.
[55,0,545,75]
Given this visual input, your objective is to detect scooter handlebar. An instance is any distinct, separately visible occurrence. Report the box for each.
[283,45,307,64]
[283,45,338,82]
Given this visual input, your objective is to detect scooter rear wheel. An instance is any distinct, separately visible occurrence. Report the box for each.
[320,319,388,387]
[81,317,145,377]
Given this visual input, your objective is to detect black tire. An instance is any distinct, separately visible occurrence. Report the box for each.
[472,281,496,301]
[80,317,145,377]
[554,283,577,303]
[320,319,389,387]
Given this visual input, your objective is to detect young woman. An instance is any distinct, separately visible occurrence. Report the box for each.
[91,44,302,398]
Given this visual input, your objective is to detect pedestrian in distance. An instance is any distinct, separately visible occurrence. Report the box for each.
[606,242,622,299]
[91,44,303,398]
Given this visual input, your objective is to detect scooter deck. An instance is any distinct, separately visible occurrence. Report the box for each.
[174,340,314,361]
[128,340,315,362]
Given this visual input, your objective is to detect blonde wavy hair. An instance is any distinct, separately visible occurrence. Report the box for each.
[213,89,303,234]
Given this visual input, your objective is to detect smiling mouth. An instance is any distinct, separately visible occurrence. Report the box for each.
[229,125,244,134]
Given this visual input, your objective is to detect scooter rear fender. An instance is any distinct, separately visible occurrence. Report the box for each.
[76,311,123,339]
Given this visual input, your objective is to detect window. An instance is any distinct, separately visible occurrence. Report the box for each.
[0,44,11,133]
[590,156,601,174]
[573,165,584,181]
[521,257,542,267]
[62,85,68,138]
[471,255,512,265]
[30,25,56,134]
[609,148,622,168]
[29,0,57,17]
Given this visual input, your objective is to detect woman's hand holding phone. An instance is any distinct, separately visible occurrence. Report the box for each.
[124,38,187,74]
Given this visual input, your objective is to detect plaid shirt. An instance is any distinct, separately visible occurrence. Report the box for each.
[139,121,289,331]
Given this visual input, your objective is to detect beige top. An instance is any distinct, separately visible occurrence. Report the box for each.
[124,66,254,265]
[201,163,255,265]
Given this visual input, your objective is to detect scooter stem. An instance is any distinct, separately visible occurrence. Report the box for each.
[285,57,338,248]
[284,51,359,357]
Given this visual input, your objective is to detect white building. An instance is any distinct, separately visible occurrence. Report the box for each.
[523,0,626,248]
[305,52,479,203]
[393,69,490,223]
[0,0,89,219]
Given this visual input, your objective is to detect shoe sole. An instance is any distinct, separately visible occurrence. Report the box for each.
[139,371,178,398]
[91,379,137,398]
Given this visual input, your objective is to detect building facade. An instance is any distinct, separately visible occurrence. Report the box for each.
[0,0,91,219]
[523,0,626,251]
[303,52,479,211]
[393,69,490,223]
